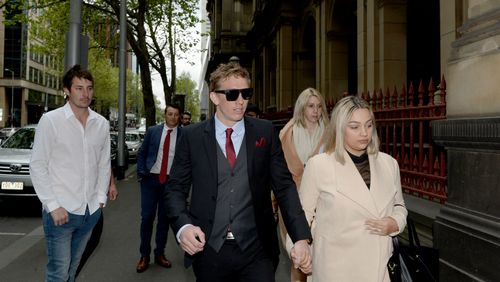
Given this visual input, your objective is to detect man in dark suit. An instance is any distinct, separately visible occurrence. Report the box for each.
[165,63,312,281]
[136,104,183,273]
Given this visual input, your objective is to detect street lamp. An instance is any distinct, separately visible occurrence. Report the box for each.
[4,68,14,127]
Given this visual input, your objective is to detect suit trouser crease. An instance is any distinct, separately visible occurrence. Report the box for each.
[140,174,169,257]
[192,239,275,282]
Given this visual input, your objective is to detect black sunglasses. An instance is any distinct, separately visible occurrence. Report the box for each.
[213,88,253,101]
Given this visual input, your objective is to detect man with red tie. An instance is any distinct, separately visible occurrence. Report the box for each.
[165,62,312,281]
[136,104,182,273]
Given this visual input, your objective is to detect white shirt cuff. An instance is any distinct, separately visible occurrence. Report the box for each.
[176,224,193,242]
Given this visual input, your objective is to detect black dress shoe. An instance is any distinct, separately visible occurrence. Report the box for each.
[154,255,172,268]
[136,257,150,273]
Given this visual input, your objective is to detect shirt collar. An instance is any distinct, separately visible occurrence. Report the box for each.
[63,102,96,121]
[214,115,245,137]
[164,124,177,132]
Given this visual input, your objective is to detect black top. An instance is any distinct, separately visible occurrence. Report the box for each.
[348,151,371,189]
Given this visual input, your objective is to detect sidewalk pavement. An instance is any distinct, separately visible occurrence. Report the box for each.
[0,165,293,281]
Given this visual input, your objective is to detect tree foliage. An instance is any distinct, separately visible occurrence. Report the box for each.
[26,0,148,118]
[10,0,200,127]
[146,0,199,107]
[84,0,200,127]
[176,71,200,121]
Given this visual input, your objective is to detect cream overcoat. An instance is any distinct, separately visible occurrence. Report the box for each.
[300,151,407,282]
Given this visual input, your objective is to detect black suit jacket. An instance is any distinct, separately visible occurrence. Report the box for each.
[164,117,311,267]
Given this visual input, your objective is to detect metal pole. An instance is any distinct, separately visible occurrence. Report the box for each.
[65,0,82,71]
[4,68,14,126]
[45,93,48,112]
[135,63,140,121]
[43,66,48,112]
[116,0,127,179]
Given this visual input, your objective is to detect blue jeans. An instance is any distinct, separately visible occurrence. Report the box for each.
[42,207,102,282]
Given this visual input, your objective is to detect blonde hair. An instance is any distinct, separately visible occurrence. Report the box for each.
[209,62,251,91]
[292,87,329,128]
[324,95,379,164]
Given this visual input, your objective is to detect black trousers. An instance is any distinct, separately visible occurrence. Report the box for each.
[75,212,104,276]
[192,239,275,282]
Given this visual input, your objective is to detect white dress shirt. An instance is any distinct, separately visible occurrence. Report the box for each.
[214,114,245,157]
[150,125,178,175]
[30,102,111,215]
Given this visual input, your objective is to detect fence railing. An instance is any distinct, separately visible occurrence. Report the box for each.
[360,77,448,203]
[262,76,448,203]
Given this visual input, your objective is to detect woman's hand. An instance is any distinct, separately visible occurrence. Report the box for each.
[365,217,398,236]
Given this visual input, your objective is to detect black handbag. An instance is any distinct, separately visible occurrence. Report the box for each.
[388,218,439,282]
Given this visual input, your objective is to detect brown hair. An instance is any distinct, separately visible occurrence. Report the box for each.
[209,62,251,91]
[62,64,93,90]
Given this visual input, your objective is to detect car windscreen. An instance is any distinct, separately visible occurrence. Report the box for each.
[1,128,35,149]
[125,133,140,142]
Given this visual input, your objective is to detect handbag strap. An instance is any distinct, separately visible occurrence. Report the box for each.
[392,236,401,255]
[407,217,421,248]
[408,217,438,282]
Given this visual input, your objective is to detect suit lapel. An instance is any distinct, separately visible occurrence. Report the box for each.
[152,125,163,152]
[244,118,256,184]
[368,154,396,214]
[175,126,182,146]
[203,118,218,182]
[336,152,379,217]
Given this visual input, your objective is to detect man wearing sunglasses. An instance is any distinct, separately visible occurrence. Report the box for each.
[165,62,312,281]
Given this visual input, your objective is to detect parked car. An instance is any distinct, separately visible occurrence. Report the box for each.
[0,125,124,199]
[125,130,142,161]
[0,125,36,198]
[0,127,18,144]
[110,132,129,169]
[138,130,145,142]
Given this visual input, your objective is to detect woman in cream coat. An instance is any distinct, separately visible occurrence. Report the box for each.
[279,88,329,282]
[300,95,407,282]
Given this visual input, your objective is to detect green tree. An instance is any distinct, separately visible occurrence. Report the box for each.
[146,0,199,107]
[85,0,200,127]
[176,71,199,121]
[26,1,145,118]
[9,0,197,127]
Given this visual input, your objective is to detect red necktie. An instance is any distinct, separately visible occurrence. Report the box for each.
[159,129,172,184]
[225,128,236,168]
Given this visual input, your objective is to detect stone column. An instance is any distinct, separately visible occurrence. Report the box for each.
[439,1,460,81]
[357,0,368,92]
[432,1,500,280]
[365,0,379,91]
[277,24,293,110]
[377,0,406,88]
[329,33,349,97]
[317,0,326,93]
[262,45,272,110]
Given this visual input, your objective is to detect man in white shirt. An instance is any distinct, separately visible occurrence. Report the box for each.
[135,104,182,273]
[30,65,111,282]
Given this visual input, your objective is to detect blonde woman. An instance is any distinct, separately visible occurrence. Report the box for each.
[299,95,407,281]
[279,87,329,282]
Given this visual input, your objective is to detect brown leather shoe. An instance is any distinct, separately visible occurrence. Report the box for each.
[136,257,150,273]
[154,255,172,268]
